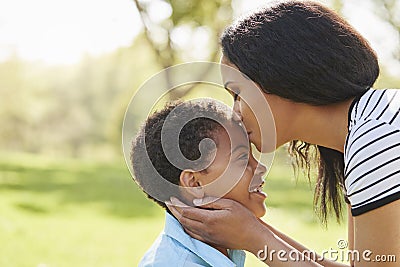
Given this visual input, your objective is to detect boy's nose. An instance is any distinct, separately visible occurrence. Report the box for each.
[249,160,267,191]
[255,161,267,176]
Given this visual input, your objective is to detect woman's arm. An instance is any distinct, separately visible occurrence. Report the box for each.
[167,197,347,266]
[347,205,355,267]
[352,199,400,267]
[258,220,348,267]
[254,202,400,267]
[261,205,354,266]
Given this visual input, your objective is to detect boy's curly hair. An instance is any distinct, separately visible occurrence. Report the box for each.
[131,99,233,209]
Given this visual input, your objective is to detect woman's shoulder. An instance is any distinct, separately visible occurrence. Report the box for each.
[349,88,400,129]
[346,88,400,158]
[344,89,400,216]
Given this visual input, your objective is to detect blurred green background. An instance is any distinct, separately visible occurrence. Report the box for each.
[0,0,399,266]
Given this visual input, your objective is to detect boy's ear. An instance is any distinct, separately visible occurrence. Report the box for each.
[179,170,205,199]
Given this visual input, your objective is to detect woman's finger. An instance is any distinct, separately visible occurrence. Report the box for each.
[167,204,214,238]
[192,196,219,206]
[165,197,190,220]
[195,197,238,210]
[166,200,207,223]
[179,216,207,236]
[183,227,208,243]
[167,197,221,223]
[169,196,189,207]
[166,203,182,220]
[183,205,219,222]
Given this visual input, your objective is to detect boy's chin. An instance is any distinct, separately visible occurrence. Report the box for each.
[253,207,267,218]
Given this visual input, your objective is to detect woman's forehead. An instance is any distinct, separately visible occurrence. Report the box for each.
[220,60,250,87]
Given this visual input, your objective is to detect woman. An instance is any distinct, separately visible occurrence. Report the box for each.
[167,1,400,266]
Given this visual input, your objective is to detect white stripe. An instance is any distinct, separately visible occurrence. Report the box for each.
[346,124,400,174]
[346,150,400,193]
[352,185,400,208]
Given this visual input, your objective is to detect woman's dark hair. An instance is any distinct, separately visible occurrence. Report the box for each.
[131,100,232,210]
[221,0,379,223]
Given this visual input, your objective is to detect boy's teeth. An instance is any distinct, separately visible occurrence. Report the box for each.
[250,183,264,193]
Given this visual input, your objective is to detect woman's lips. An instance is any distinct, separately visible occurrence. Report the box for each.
[247,131,252,140]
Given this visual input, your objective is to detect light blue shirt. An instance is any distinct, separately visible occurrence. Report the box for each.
[139,212,246,267]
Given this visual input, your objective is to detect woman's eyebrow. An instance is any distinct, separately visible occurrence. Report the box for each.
[241,73,250,80]
[223,81,233,89]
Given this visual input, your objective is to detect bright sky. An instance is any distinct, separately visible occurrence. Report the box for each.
[0,0,399,74]
[0,0,141,64]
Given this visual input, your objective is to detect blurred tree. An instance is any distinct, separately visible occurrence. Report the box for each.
[133,0,232,99]
[372,0,400,61]
[328,0,400,63]
[331,0,344,14]
[2,0,399,158]
[0,43,158,157]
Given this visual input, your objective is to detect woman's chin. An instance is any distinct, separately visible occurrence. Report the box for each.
[251,137,275,153]
[250,138,263,152]
[256,142,275,154]
[262,140,279,153]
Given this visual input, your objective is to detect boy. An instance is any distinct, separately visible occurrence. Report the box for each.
[131,100,267,267]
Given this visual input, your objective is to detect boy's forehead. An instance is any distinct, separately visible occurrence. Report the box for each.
[217,122,249,153]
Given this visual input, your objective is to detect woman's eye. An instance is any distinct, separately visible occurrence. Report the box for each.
[224,85,240,101]
[233,90,241,101]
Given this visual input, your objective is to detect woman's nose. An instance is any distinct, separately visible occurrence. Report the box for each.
[233,100,243,122]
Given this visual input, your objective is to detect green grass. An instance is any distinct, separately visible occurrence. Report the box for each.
[0,154,347,267]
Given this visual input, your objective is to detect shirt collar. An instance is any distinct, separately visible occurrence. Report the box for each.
[164,212,246,267]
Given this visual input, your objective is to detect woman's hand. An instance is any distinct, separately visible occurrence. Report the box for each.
[167,197,343,266]
[166,196,265,251]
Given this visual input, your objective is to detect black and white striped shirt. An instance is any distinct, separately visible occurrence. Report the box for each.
[345,88,400,216]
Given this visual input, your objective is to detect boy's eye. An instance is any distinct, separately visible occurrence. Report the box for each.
[239,153,249,161]
[233,93,239,101]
